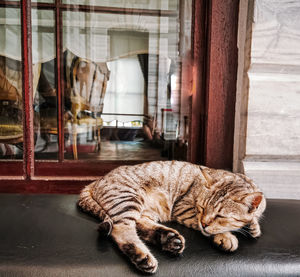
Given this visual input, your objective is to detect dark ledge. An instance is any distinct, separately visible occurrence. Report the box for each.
[0,194,300,276]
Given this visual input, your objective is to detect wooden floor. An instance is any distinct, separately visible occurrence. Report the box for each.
[1,136,174,161]
[65,140,167,161]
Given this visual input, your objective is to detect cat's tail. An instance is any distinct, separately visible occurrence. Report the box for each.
[78,180,113,235]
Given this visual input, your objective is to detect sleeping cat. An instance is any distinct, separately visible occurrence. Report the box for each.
[78,161,266,273]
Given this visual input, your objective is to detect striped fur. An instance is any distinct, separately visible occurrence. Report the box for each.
[78,161,266,273]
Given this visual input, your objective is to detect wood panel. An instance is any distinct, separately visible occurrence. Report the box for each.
[0,161,23,176]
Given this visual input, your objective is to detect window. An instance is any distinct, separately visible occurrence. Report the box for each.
[0,7,23,160]
[0,1,239,192]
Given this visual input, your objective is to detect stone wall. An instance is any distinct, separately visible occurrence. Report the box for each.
[234,0,300,199]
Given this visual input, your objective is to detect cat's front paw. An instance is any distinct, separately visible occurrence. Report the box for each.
[213,232,238,252]
[159,229,185,254]
[249,219,261,238]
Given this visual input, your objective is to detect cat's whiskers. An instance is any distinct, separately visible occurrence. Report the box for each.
[235,228,249,236]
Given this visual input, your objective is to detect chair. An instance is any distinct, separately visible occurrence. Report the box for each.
[37,54,109,159]
[0,56,40,157]
[65,56,110,159]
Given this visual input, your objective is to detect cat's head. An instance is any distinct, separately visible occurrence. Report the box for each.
[197,168,266,237]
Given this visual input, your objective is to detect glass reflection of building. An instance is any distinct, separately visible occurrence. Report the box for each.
[0,0,192,161]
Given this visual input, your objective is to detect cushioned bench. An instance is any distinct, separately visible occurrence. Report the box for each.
[0,194,299,276]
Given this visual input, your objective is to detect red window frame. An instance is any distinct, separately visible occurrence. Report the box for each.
[0,0,239,193]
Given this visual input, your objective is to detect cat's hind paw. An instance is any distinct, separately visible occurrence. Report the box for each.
[122,243,158,274]
[135,254,158,273]
[159,229,185,254]
[213,232,238,252]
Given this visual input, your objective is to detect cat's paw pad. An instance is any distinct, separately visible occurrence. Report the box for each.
[135,254,158,273]
[160,230,185,254]
[213,233,238,252]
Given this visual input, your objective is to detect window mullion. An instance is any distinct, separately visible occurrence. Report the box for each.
[21,0,34,179]
[55,0,64,162]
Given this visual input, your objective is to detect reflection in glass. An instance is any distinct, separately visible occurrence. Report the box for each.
[31,9,58,159]
[0,8,23,159]
[63,51,110,160]
[32,0,54,3]
[62,0,178,11]
[62,0,191,161]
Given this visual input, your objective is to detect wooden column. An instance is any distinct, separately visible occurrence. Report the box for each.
[189,0,209,164]
[204,0,239,169]
[193,0,239,169]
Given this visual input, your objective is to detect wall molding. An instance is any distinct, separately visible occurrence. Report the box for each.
[244,159,300,199]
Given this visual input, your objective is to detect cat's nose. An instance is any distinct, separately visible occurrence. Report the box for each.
[201,221,208,228]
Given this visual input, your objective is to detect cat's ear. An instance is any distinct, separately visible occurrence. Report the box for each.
[243,192,263,213]
[200,167,214,188]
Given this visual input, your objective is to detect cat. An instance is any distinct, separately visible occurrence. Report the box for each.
[78,160,266,274]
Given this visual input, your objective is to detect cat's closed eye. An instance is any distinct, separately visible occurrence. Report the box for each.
[215,215,226,219]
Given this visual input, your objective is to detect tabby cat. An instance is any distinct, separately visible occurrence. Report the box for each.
[78,161,266,273]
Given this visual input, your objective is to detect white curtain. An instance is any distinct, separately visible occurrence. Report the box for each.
[0,9,175,63]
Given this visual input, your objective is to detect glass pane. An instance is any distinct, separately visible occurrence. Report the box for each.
[63,0,192,161]
[63,0,178,10]
[0,8,23,159]
[31,9,57,159]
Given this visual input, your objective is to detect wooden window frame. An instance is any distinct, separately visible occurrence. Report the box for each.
[0,0,239,193]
